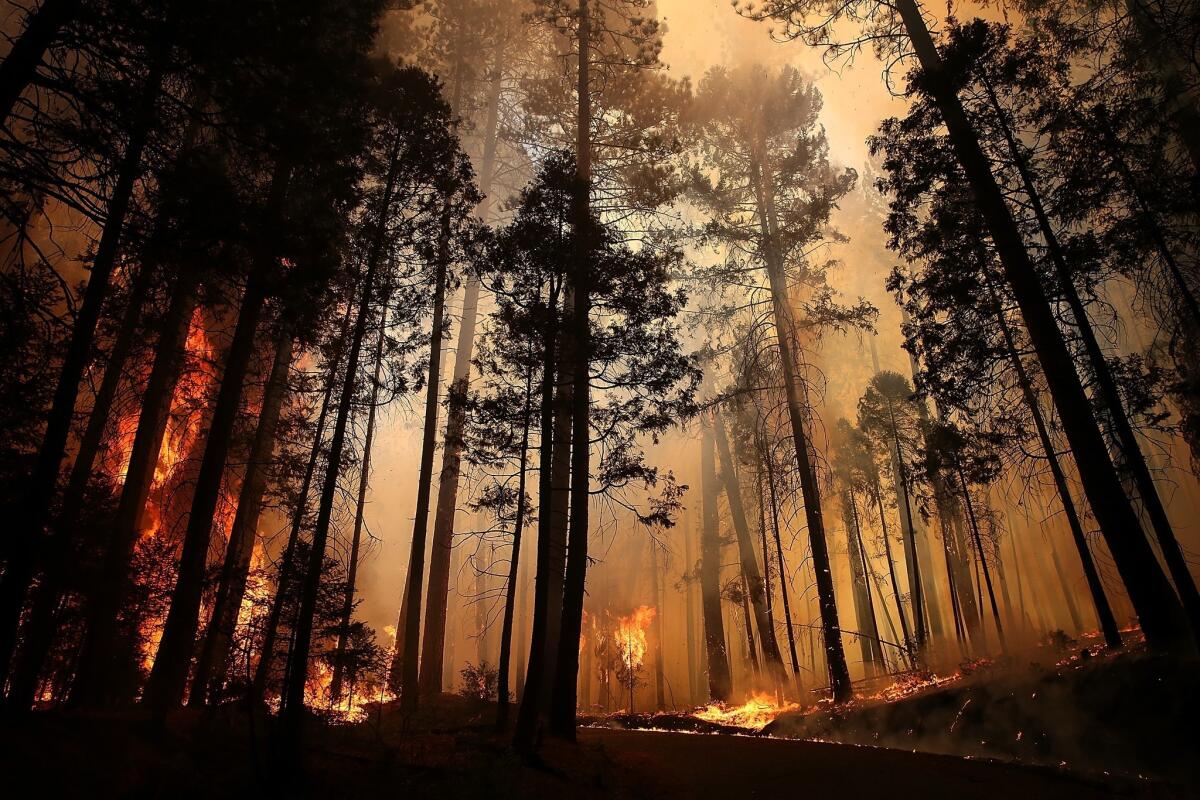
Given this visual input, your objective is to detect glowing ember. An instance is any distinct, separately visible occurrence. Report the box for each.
[693,692,800,731]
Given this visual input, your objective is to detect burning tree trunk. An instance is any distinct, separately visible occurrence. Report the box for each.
[713,411,786,685]
[252,287,356,705]
[72,266,202,707]
[0,64,161,694]
[329,303,389,701]
[190,327,294,706]
[3,261,152,710]
[283,137,406,728]
[894,0,1192,653]
[699,415,732,702]
[142,165,288,712]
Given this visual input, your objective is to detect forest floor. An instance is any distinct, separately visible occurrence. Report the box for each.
[1,648,1194,798]
[589,641,1199,794]
[1,702,1183,799]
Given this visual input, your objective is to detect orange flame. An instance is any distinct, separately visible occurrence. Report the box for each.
[614,605,656,674]
[693,692,800,731]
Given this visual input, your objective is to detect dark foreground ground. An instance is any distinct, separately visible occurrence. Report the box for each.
[0,698,1189,799]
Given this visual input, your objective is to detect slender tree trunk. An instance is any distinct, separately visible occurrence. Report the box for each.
[983,274,1122,648]
[982,81,1200,641]
[189,328,293,706]
[3,260,152,710]
[513,281,562,752]
[844,490,884,671]
[881,394,927,651]
[397,213,452,713]
[750,156,852,700]
[547,0,594,741]
[420,40,507,695]
[875,485,913,664]
[764,445,802,691]
[755,461,775,632]
[281,139,402,732]
[896,0,1192,653]
[649,538,666,711]
[71,266,201,707]
[142,164,288,712]
[956,468,1006,652]
[329,302,389,701]
[850,495,890,671]
[0,0,81,124]
[683,508,699,704]
[497,366,534,729]
[0,64,160,691]
[739,572,760,676]
[713,412,786,682]
[252,286,356,705]
[699,415,732,701]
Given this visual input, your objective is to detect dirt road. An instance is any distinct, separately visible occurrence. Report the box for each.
[581,728,1182,799]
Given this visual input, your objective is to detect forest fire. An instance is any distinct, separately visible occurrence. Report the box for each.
[692,692,800,731]
[613,606,656,675]
[3,0,1196,795]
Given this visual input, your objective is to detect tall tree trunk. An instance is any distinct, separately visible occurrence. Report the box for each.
[513,281,562,753]
[844,490,884,672]
[497,364,534,729]
[982,80,1200,641]
[739,572,760,676]
[71,266,201,707]
[142,165,288,712]
[397,214,452,712]
[252,286,356,705]
[895,0,1192,653]
[189,328,293,707]
[713,412,786,682]
[874,485,913,664]
[883,397,927,650]
[750,156,852,700]
[0,0,81,124]
[547,0,594,741]
[420,40,506,695]
[329,304,389,701]
[764,443,802,691]
[984,274,1122,648]
[649,538,666,711]
[0,65,160,691]
[699,415,732,701]
[281,139,402,730]
[956,469,1006,652]
[682,507,699,704]
[3,260,152,710]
